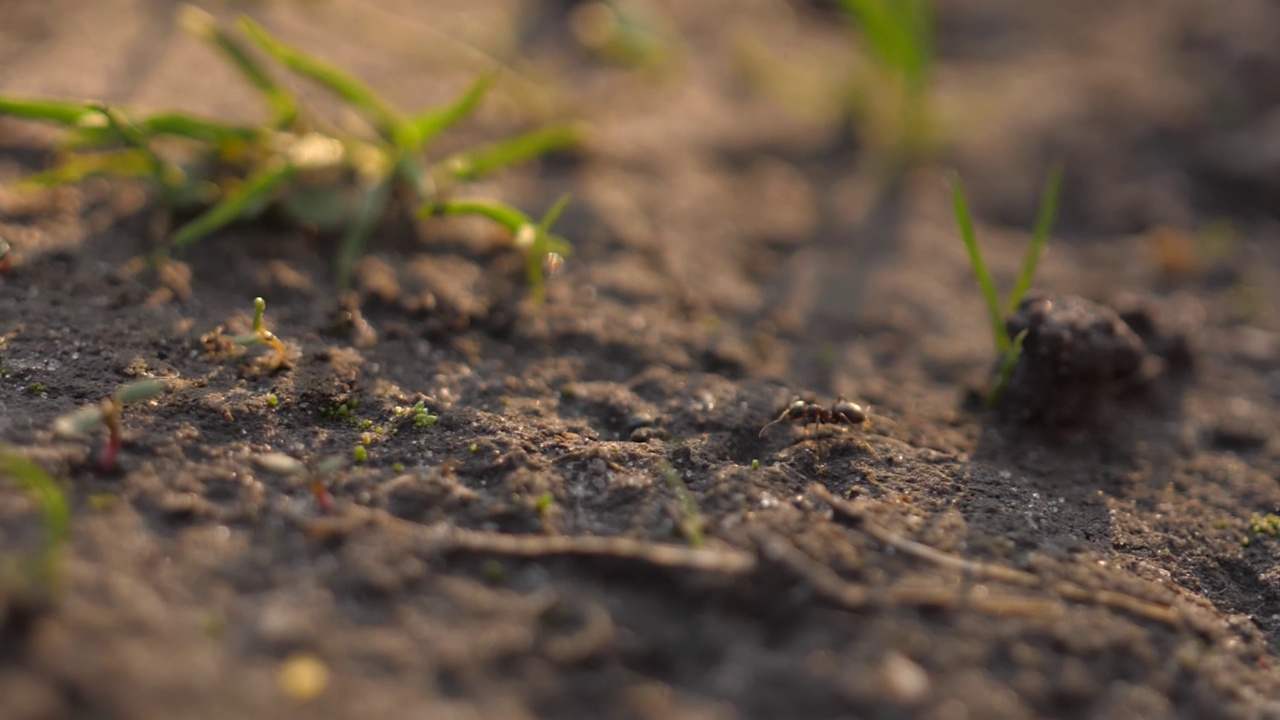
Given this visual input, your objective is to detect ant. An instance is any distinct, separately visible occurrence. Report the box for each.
[759,396,868,437]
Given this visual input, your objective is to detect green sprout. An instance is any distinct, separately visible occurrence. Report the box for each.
[52,378,168,470]
[422,193,572,303]
[951,162,1064,405]
[659,461,704,549]
[408,401,438,429]
[231,297,289,370]
[839,0,936,168]
[0,5,580,297]
[0,450,70,604]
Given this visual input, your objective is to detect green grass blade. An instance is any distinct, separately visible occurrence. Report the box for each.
[237,15,404,141]
[178,5,298,128]
[840,0,932,89]
[988,328,1027,406]
[660,461,704,548]
[422,198,531,231]
[142,113,262,145]
[399,73,496,152]
[439,125,580,181]
[951,174,1009,356]
[335,178,392,287]
[171,160,298,246]
[538,193,572,233]
[18,149,154,190]
[1007,161,1063,314]
[0,450,71,567]
[0,97,97,125]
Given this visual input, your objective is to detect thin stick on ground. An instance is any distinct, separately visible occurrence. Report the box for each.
[808,483,1185,628]
[369,509,758,575]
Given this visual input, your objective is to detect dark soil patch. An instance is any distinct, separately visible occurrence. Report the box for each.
[4,1,1280,718]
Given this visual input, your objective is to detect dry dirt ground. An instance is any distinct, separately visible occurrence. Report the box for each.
[4,1,1280,718]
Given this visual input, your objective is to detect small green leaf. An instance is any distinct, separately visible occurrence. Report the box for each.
[171,160,298,246]
[114,378,168,405]
[0,450,70,583]
[398,73,496,151]
[0,96,96,125]
[439,125,580,181]
[18,149,153,190]
[141,113,262,146]
[423,198,532,231]
[52,405,106,440]
[237,15,404,140]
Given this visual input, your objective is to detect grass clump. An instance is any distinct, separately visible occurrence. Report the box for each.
[0,5,580,298]
[951,162,1063,405]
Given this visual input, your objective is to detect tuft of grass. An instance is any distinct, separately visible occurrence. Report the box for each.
[0,5,580,298]
[0,449,71,600]
[951,161,1064,404]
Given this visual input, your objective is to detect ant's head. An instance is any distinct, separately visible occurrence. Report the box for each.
[786,399,809,419]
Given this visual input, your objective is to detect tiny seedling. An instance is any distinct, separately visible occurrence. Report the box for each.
[951,162,1063,405]
[232,297,289,370]
[52,378,168,470]
[659,461,704,549]
[0,449,70,604]
[0,6,580,297]
[407,400,438,429]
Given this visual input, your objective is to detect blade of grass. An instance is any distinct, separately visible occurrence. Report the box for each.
[0,450,70,586]
[142,113,262,146]
[951,174,1009,356]
[538,193,572,234]
[526,194,574,302]
[0,97,97,125]
[659,461,704,549]
[178,4,298,128]
[237,16,404,141]
[1006,161,1063,314]
[987,329,1027,406]
[423,197,532,231]
[68,113,259,150]
[171,160,298,246]
[839,0,932,89]
[439,125,579,182]
[18,149,153,190]
[335,178,393,287]
[398,73,496,152]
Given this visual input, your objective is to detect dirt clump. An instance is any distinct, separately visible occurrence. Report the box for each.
[1001,292,1150,426]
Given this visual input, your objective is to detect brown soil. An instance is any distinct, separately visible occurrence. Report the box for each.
[4,1,1280,718]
